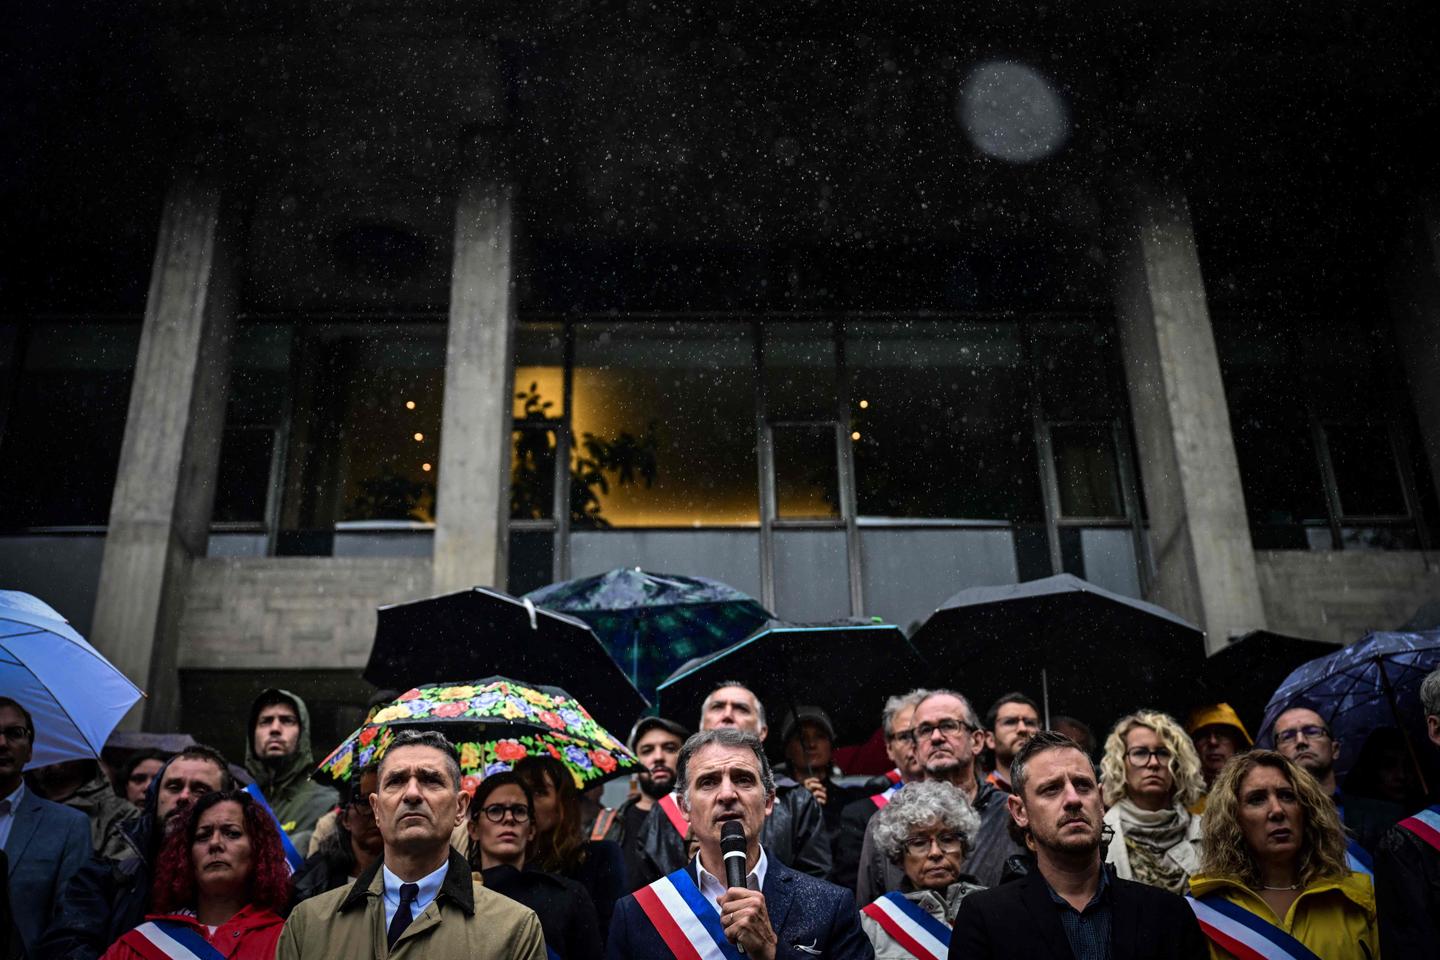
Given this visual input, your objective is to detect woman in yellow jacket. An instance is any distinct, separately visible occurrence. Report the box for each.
[1185,749,1379,959]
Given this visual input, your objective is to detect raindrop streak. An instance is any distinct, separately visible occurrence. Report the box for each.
[957,61,1070,163]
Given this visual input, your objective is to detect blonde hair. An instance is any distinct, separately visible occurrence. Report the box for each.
[1199,750,1350,888]
[1100,710,1205,809]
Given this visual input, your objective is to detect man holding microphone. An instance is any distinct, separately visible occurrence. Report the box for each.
[608,727,874,959]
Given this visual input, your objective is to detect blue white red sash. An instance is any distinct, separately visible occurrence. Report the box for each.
[1398,804,1440,854]
[242,783,305,873]
[128,920,227,960]
[885,767,903,784]
[632,866,743,960]
[658,792,690,839]
[1186,894,1323,960]
[861,892,950,960]
[869,780,902,809]
[1344,839,1374,876]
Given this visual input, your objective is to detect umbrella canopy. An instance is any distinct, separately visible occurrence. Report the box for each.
[0,590,144,768]
[364,587,648,734]
[909,574,1207,735]
[525,568,772,703]
[1197,631,1344,738]
[1258,631,1440,787]
[657,619,928,748]
[316,677,639,791]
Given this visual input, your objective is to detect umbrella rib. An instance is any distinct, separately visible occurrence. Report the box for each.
[0,620,144,695]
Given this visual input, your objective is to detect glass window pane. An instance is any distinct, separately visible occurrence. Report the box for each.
[764,323,836,421]
[847,320,1042,521]
[0,323,141,527]
[213,427,275,524]
[1051,424,1124,518]
[1324,423,1407,517]
[515,322,565,420]
[774,424,840,520]
[511,427,557,520]
[571,321,757,527]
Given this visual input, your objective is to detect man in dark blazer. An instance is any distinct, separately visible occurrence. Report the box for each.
[0,697,91,958]
[609,727,874,960]
[950,730,1206,960]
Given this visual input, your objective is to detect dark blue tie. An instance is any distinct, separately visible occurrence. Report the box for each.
[387,882,419,949]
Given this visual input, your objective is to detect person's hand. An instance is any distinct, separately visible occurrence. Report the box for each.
[720,886,778,960]
[802,776,828,806]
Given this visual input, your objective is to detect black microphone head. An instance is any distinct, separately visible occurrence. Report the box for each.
[720,819,746,850]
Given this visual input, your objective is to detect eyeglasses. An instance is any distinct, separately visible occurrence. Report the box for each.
[0,725,30,743]
[1125,747,1173,766]
[902,832,966,856]
[1274,725,1330,745]
[914,719,971,740]
[888,728,916,745]
[479,803,531,823]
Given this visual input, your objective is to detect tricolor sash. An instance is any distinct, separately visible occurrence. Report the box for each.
[632,867,744,960]
[242,783,305,873]
[861,892,950,960]
[1344,839,1374,877]
[885,767,903,784]
[658,792,690,838]
[1186,894,1323,960]
[1398,804,1440,853]
[869,780,902,809]
[128,920,227,960]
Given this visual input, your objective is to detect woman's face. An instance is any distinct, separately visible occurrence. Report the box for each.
[900,817,966,891]
[125,758,165,805]
[191,801,253,899]
[467,784,535,867]
[528,772,560,835]
[1122,725,1175,809]
[1237,765,1303,865]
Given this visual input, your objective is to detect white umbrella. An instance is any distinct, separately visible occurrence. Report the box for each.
[0,590,144,768]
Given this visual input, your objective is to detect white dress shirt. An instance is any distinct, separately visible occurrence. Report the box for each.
[382,859,449,929]
[0,782,25,850]
[696,844,768,916]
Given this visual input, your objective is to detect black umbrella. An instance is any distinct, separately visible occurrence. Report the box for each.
[1197,630,1343,738]
[655,619,929,748]
[909,573,1207,735]
[363,587,649,735]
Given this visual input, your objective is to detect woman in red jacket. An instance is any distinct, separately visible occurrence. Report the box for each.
[101,789,291,960]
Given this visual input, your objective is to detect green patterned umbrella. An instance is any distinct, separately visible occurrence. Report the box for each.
[315,677,638,793]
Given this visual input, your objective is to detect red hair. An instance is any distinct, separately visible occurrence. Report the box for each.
[151,790,292,916]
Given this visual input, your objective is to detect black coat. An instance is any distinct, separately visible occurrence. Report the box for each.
[948,864,1207,960]
[1373,813,1440,960]
[831,796,879,890]
[37,812,154,960]
[481,864,603,960]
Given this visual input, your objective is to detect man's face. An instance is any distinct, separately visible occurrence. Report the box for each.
[1428,710,1440,749]
[635,728,683,798]
[342,769,383,855]
[0,706,33,785]
[1009,747,1102,856]
[885,704,921,777]
[156,757,226,827]
[913,694,983,778]
[1192,725,1244,784]
[986,701,1040,765]
[701,686,766,738]
[1273,708,1339,780]
[682,743,774,848]
[374,745,467,853]
[253,702,301,760]
[784,720,833,775]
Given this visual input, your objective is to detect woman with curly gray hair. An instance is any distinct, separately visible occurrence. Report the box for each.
[859,782,985,959]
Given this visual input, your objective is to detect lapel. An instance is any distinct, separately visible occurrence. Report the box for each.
[4,792,45,870]
[1018,870,1080,959]
[761,859,799,936]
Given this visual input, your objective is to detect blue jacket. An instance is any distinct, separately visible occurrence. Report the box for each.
[4,788,90,957]
[607,856,875,960]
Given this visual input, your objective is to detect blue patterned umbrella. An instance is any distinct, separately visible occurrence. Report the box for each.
[525,568,772,704]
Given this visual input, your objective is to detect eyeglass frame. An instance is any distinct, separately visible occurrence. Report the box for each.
[1124,746,1173,767]
[1273,724,1331,745]
[0,725,31,743]
[914,718,974,741]
[901,832,967,856]
[477,802,532,824]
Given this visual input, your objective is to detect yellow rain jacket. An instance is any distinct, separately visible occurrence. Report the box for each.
[1187,870,1379,960]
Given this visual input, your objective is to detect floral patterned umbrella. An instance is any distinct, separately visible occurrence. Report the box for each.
[315,677,639,793]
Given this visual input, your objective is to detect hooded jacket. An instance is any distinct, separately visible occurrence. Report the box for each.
[244,688,338,853]
[98,904,285,960]
[1186,870,1379,960]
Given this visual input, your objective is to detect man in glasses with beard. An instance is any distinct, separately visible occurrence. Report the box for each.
[590,716,689,891]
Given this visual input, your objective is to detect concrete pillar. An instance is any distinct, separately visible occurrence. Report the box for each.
[432,177,517,594]
[1389,195,1440,509]
[90,176,235,728]
[1113,180,1267,650]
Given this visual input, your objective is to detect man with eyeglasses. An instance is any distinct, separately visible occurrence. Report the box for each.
[293,765,384,904]
[982,692,1041,794]
[856,690,1022,904]
[1271,700,1378,873]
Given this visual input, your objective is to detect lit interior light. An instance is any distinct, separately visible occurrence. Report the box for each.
[405,400,416,410]
[422,462,432,472]
[413,432,424,442]
[858,399,869,409]
[851,431,862,441]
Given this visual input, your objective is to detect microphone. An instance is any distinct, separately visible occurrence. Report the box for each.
[721,820,748,890]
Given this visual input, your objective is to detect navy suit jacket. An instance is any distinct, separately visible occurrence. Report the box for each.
[607,856,875,960]
[4,789,91,958]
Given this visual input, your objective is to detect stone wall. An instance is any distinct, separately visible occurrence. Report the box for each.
[177,557,433,670]
[1255,549,1440,644]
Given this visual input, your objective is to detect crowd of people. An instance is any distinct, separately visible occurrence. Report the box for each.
[2,664,1439,959]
